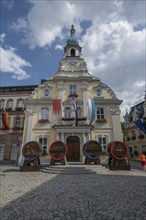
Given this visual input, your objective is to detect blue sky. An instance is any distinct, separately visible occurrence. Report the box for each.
[0,0,146,117]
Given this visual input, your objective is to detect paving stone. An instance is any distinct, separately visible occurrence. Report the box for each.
[0,163,146,220]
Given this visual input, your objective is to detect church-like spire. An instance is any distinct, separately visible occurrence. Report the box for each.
[67,24,79,46]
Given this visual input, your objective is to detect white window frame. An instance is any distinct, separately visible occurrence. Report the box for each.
[64,107,71,118]
[7,100,13,108]
[17,99,23,108]
[96,107,104,119]
[69,85,76,95]
[14,117,21,128]
[36,135,49,154]
[0,144,4,161]
[0,100,5,109]
[96,135,108,151]
[41,108,49,120]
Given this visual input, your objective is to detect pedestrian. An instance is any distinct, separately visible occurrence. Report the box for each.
[138,152,146,172]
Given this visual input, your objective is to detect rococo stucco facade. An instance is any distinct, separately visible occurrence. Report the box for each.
[20,25,123,163]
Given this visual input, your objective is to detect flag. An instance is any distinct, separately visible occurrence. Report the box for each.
[53,99,62,115]
[2,111,10,129]
[86,99,96,125]
[134,119,146,134]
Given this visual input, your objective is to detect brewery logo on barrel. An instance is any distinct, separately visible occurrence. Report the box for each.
[49,141,67,161]
[111,141,128,160]
[83,140,102,160]
[22,141,42,161]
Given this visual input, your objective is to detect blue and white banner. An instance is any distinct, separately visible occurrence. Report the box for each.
[134,119,146,134]
[86,99,96,125]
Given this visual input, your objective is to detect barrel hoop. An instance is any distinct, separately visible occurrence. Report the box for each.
[48,141,67,161]
[111,141,128,160]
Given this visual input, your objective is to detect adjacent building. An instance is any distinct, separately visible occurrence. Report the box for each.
[123,97,146,156]
[0,85,37,161]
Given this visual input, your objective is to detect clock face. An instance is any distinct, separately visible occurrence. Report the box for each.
[97,89,101,96]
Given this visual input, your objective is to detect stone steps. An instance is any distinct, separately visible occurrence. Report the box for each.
[41,164,106,175]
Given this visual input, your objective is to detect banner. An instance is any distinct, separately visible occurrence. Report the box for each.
[86,99,96,125]
[53,99,62,115]
[2,111,10,129]
[134,119,146,134]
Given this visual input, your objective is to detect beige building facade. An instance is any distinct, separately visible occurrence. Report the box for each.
[20,25,123,163]
[0,85,37,161]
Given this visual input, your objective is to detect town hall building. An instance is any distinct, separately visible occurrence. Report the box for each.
[0,25,123,163]
[20,25,123,163]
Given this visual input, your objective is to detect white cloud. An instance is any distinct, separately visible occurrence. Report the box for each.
[0,46,31,80]
[10,0,145,118]
[0,33,6,45]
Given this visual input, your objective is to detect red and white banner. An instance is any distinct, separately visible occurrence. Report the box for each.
[53,99,62,115]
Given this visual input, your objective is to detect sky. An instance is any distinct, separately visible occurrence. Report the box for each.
[0,0,146,119]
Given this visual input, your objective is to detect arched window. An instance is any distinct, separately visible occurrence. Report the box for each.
[97,107,104,119]
[71,49,75,56]
[41,108,49,120]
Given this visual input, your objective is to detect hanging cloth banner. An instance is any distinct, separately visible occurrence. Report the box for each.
[53,99,62,115]
[2,111,10,129]
[86,99,96,125]
[134,119,146,134]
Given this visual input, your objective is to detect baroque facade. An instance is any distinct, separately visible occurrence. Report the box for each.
[19,25,123,163]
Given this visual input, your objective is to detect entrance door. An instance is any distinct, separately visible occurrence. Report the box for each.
[66,136,80,161]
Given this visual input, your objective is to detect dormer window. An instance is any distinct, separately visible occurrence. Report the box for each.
[71,49,75,56]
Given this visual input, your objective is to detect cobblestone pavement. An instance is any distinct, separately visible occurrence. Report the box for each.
[0,163,146,220]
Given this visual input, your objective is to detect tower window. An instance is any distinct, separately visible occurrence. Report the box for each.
[71,49,75,56]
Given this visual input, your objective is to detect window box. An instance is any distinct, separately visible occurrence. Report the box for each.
[95,118,107,123]
[38,119,50,123]
[62,117,75,121]
[68,94,78,98]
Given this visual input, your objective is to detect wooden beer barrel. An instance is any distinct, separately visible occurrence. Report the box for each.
[83,140,102,160]
[22,141,42,161]
[48,141,67,161]
[110,141,128,160]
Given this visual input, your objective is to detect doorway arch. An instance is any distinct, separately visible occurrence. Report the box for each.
[66,136,80,161]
